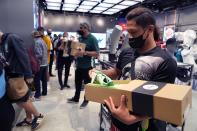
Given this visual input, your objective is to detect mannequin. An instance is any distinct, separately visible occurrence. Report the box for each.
[174,32,184,42]
[180,30,197,72]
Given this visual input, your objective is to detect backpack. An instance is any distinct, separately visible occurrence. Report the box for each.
[0,54,8,75]
[0,53,8,98]
[27,46,40,74]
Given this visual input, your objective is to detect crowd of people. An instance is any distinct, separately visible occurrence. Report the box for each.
[0,21,99,131]
[0,7,180,131]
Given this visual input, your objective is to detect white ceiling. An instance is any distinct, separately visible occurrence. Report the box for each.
[46,0,144,15]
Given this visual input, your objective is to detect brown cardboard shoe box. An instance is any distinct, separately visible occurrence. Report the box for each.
[70,41,86,56]
[85,80,192,126]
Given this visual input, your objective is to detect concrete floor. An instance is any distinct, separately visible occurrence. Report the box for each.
[12,65,197,131]
[13,66,100,131]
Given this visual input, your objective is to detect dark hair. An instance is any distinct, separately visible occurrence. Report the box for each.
[166,38,177,46]
[126,7,160,41]
[37,26,45,31]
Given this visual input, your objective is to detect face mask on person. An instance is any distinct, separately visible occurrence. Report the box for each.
[129,29,151,49]
[48,32,52,36]
[129,32,146,49]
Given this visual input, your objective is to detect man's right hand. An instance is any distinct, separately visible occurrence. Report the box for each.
[104,95,148,125]
[89,69,99,78]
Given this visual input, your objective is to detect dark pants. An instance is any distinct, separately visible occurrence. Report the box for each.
[74,67,92,101]
[49,53,54,75]
[34,66,48,98]
[57,57,72,87]
[0,95,15,131]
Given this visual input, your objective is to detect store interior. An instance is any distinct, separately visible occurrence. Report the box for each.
[1,0,197,131]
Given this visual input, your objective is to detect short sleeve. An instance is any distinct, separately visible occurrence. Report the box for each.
[116,52,124,70]
[151,58,177,83]
[91,37,100,52]
[116,48,134,71]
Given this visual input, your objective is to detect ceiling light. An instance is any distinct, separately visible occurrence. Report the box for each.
[77,8,89,12]
[136,0,145,2]
[78,5,94,10]
[120,0,138,6]
[102,11,114,15]
[63,4,78,8]
[82,1,98,6]
[47,6,60,10]
[93,6,108,11]
[97,18,104,26]
[64,0,80,4]
[47,2,61,7]
[62,8,76,11]
[106,8,120,12]
[90,10,103,13]
[113,5,129,9]
[46,0,62,2]
[86,0,101,2]
[103,0,122,4]
[98,3,113,8]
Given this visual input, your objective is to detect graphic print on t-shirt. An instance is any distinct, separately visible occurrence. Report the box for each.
[134,56,164,80]
[130,47,177,83]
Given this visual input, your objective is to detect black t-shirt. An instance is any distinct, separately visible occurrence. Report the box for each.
[131,46,177,83]
[116,48,135,80]
[112,47,177,131]
[116,48,135,71]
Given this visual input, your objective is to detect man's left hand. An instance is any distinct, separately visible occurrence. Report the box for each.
[104,95,147,125]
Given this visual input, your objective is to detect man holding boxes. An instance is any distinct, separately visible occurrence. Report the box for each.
[67,22,100,109]
[89,7,178,131]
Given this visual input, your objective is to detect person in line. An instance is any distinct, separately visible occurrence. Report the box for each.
[0,50,15,131]
[32,30,48,100]
[99,7,177,131]
[37,27,53,81]
[165,38,178,61]
[47,28,56,76]
[56,32,73,90]
[67,22,100,109]
[54,34,63,70]
[0,31,44,130]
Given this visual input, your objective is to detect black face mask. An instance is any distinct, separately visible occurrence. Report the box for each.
[77,30,84,36]
[129,33,146,49]
[48,32,51,36]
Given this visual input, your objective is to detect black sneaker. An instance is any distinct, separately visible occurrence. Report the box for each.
[50,74,56,77]
[64,84,70,88]
[60,86,64,90]
[41,93,47,96]
[80,100,89,109]
[16,118,31,127]
[67,97,79,103]
[31,114,44,130]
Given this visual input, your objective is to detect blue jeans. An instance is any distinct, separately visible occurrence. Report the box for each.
[34,66,48,98]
